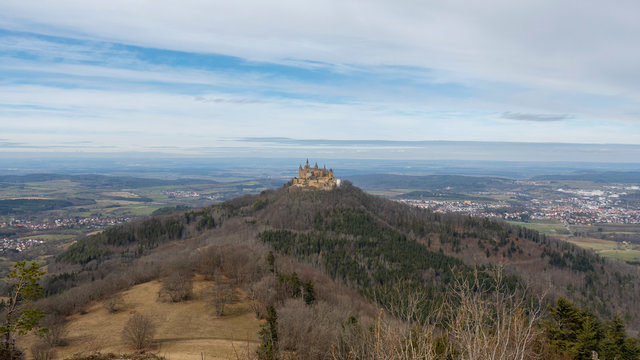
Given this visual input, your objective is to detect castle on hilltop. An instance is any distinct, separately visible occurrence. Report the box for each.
[291,159,340,189]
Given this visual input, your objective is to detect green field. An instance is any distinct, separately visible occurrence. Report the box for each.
[565,238,640,263]
[508,220,571,236]
[599,249,640,263]
[19,233,77,242]
[511,220,640,264]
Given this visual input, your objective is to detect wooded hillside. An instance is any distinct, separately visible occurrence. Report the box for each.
[35,182,640,359]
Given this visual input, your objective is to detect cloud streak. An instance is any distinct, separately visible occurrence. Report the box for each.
[194,96,262,104]
[0,139,25,148]
[501,112,573,122]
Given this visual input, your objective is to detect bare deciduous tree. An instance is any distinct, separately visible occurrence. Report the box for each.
[122,313,156,350]
[158,271,193,302]
[446,266,545,360]
[40,315,68,347]
[212,278,236,316]
[333,267,545,360]
[248,276,278,319]
[332,309,440,360]
[31,341,55,360]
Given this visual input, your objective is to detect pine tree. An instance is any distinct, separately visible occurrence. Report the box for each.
[257,306,278,360]
[546,297,584,352]
[289,272,301,298]
[622,337,640,360]
[303,281,316,305]
[572,316,600,360]
[1,261,47,359]
[267,251,275,274]
[600,315,626,360]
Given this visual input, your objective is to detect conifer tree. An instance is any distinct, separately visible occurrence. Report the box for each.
[303,281,316,305]
[600,315,625,359]
[267,251,275,274]
[1,261,47,359]
[546,297,584,352]
[572,316,600,360]
[289,272,301,298]
[257,306,278,360]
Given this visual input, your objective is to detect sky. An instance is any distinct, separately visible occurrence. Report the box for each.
[1,1,640,161]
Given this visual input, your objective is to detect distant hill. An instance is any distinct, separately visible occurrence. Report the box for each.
[0,174,217,188]
[347,173,513,192]
[532,171,640,183]
[0,199,76,215]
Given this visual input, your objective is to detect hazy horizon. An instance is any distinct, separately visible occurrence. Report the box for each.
[2,150,640,181]
[3,139,640,164]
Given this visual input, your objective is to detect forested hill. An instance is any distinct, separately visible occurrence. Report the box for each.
[532,171,640,183]
[248,183,640,326]
[58,182,640,332]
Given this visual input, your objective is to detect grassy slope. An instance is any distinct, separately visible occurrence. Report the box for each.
[21,276,261,360]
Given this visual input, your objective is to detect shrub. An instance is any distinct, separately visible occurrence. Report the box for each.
[31,342,55,360]
[102,294,125,313]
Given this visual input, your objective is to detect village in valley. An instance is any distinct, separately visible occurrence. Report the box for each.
[400,187,640,225]
[0,216,132,253]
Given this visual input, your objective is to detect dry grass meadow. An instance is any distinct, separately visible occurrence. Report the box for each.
[22,275,262,360]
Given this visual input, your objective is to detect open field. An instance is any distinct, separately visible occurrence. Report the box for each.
[21,276,262,360]
[18,233,76,242]
[599,249,640,263]
[508,220,571,236]
[511,220,640,264]
[564,237,640,263]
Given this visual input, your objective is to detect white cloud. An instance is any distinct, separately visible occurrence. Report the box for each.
[2,0,640,99]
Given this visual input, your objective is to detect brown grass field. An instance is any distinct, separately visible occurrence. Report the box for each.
[21,276,262,359]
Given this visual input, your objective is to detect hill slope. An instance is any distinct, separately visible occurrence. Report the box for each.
[56,183,640,327]
[43,182,640,359]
